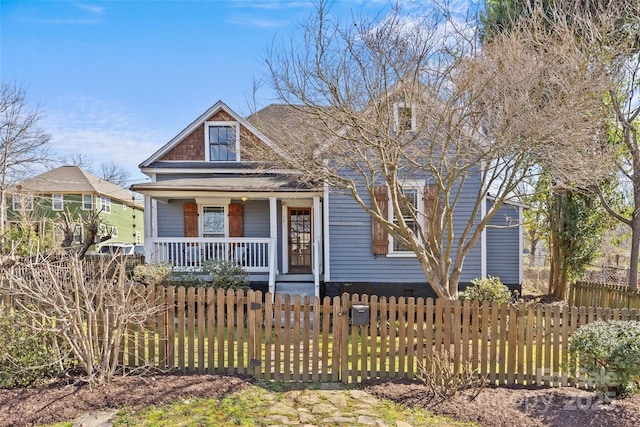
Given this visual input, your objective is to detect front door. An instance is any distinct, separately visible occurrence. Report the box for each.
[288,207,312,273]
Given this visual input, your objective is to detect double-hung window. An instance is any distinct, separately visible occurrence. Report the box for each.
[12,194,33,211]
[206,121,239,161]
[82,194,94,211]
[52,194,63,211]
[202,206,225,237]
[394,102,415,133]
[392,187,421,253]
[101,197,111,214]
[73,223,83,243]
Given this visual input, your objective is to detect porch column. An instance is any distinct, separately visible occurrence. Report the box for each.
[313,196,321,297]
[269,197,277,240]
[143,196,155,261]
[268,197,277,295]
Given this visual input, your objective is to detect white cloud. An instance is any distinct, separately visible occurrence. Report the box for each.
[228,0,312,10]
[42,97,161,184]
[74,3,106,15]
[227,14,292,28]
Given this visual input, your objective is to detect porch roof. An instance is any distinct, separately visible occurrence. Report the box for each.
[130,176,321,194]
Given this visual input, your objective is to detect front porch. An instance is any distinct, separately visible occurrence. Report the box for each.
[139,186,326,296]
[146,236,322,298]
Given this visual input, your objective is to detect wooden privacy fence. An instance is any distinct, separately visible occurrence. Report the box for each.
[93,287,639,386]
[569,281,640,310]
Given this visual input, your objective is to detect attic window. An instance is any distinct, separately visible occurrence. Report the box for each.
[206,121,239,161]
[394,102,414,132]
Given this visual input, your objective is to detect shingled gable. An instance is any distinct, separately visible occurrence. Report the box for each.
[139,100,288,167]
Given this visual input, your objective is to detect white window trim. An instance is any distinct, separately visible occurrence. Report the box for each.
[387,181,424,258]
[204,121,241,162]
[199,204,228,238]
[52,194,63,211]
[393,102,415,133]
[101,196,111,214]
[73,223,84,243]
[111,226,118,237]
[82,194,94,211]
[280,198,314,274]
[12,194,34,211]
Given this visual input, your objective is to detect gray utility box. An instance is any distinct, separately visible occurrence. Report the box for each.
[351,304,370,325]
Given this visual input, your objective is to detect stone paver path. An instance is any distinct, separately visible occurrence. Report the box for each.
[72,384,417,427]
[247,384,414,426]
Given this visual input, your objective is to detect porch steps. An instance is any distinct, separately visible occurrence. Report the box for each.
[274,281,316,301]
[274,281,316,328]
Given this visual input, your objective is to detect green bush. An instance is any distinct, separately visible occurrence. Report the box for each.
[568,320,640,395]
[132,262,172,287]
[0,310,69,388]
[171,271,206,288]
[202,259,250,290]
[459,276,512,304]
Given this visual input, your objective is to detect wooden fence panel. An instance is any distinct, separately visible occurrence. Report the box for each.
[10,283,640,387]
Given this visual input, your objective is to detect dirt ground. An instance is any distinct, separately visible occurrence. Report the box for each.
[364,379,640,427]
[1,374,640,427]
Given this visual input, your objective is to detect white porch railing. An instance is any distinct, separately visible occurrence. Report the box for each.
[147,237,273,273]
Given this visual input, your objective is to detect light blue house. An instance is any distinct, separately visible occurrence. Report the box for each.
[131,101,523,299]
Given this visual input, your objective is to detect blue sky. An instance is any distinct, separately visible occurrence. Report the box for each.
[1,0,396,184]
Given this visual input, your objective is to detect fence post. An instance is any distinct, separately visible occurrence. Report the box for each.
[568,282,574,306]
[340,293,350,384]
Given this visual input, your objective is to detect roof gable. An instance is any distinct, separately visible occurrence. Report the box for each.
[140,101,287,167]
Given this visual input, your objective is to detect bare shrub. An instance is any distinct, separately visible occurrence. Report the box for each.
[417,351,485,399]
[0,250,162,384]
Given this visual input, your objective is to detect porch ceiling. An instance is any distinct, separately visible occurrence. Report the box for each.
[131,176,321,194]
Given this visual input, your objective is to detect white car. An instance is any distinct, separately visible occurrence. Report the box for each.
[98,243,145,256]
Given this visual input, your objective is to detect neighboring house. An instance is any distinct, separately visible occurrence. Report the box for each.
[6,165,144,248]
[131,101,523,299]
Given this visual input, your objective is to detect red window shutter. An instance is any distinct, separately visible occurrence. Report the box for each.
[372,186,389,255]
[424,185,441,242]
[183,202,198,238]
[228,203,243,237]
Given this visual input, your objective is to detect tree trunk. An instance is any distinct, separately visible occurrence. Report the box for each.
[529,235,539,267]
[629,213,640,291]
[548,189,570,299]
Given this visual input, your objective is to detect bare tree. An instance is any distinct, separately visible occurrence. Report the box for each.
[58,208,105,258]
[258,1,609,299]
[588,4,640,291]
[65,153,94,170]
[0,251,160,384]
[99,160,131,187]
[0,83,52,235]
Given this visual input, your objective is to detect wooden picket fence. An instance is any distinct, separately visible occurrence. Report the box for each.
[569,281,640,310]
[102,287,639,386]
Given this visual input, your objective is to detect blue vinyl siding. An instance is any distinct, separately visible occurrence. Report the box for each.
[486,202,521,284]
[328,175,482,284]
[157,200,189,237]
[243,200,270,238]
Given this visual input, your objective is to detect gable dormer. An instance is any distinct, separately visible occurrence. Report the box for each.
[160,109,241,162]
[140,101,286,169]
